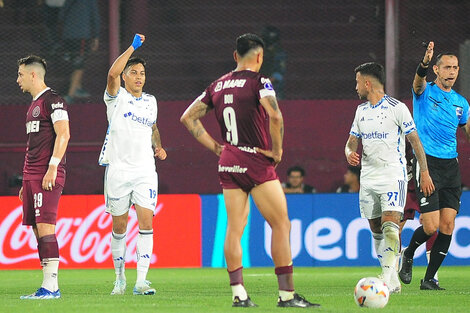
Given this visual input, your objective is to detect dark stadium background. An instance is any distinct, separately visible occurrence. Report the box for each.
[1,0,469,195]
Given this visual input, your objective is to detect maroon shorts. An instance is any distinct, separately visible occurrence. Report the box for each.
[402,188,420,221]
[218,145,278,192]
[22,180,63,226]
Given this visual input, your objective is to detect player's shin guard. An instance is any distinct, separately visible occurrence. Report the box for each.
[381,222,400,284]
[111,231,127,281]
[275,264,295,301]
[136,229,153,283]
[372,232,384,267]
[38,234,60,292]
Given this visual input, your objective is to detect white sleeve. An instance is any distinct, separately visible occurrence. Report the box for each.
[349,107,361,138]
[396,102,416,135]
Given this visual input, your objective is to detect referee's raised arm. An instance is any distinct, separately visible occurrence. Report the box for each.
[413,41,434,96]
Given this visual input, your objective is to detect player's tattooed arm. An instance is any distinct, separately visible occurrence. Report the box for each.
[345,135,360,166]
[181,100,223,156]
[259,96,283,164]
[406,131,435,196]
[152,123,167,160]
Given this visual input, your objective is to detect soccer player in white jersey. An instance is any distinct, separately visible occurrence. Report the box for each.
[345,62,434,294]
[99,34,167,295]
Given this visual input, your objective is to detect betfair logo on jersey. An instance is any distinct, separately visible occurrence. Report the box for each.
[361,131,389,139]
[26,120,40,134]
[214,79,247,92]
[123,111,154,127]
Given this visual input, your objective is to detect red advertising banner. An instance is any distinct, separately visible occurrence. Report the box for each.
[0,195,202,269]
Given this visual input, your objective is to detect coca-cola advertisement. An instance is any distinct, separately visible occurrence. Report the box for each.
[0,195,202,269]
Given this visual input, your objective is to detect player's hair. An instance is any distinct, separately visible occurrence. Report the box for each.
[17,55,47,73]
[354,62,385,86]
[123,57,147,73]
[236,33,265,57]
[436,52,458,66]
[287,165,305,177]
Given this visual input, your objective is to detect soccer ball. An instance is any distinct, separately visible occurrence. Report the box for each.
[354,277,390,308]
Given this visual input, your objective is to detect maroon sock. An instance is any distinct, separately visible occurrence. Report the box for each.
[228,267,244,286]
[38,234,59,260]
[275,265,294,291]
[426,231,438,251]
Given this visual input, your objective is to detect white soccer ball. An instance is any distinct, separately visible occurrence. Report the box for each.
[354,277,390,308]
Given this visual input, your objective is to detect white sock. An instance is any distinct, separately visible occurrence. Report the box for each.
[381,222,400,285]
[372,232,384,267]
[136,229,153,283]
[111,231,127,281]
[426,250,439,281]
[279,290,295,301]
[41,258,59,291]
[231,283,248,301]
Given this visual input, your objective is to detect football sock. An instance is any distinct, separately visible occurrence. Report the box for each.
[424,232,451,281]
[136,229,153,283]
[38,234,60,291]
[231,284,248,301]
[372,232,384,267]
[404,226,431,259]
[381,222,399,284]
[426,231,438,251]
[111,231,127,281]
[426,251,438,281]
[228,267,247,300]
[275,264,294,301]
[426,231,438,280]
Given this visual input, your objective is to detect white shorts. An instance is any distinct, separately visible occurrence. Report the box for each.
[359,179,407,219]
[104,165,159,216]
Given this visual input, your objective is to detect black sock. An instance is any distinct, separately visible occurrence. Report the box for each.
[405,226,432,258]
[424,232,452,281]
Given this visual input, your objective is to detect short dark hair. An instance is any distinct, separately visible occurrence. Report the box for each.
[287,166,305,177]
[124,57,146,73]
[17,55,47,72]
[347,165,361,180]
[436,52,458,66]
[236,33,265,57]
[354,62,385,86]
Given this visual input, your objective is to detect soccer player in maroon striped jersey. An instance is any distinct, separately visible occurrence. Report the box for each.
[181,34,319,308]
[16,55,70,299]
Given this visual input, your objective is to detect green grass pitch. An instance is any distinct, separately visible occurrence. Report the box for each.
[1,266,469,312]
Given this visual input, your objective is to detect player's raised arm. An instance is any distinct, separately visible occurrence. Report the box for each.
[257,95,283,165]
[413,41,434,96]
[180,99,223,156]
[345,135,360,166]
[107,34,145,96]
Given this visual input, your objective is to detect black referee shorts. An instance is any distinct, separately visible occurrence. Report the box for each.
[413,154,462,213]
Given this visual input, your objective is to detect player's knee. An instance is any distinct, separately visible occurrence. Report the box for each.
[422,223,438,235]
[439,220,455,235]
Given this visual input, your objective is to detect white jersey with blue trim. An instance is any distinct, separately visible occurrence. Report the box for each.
[99,87,157,171]
[350,95,416,181]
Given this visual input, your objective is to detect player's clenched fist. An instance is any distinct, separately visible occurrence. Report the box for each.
[131,33,145,50]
